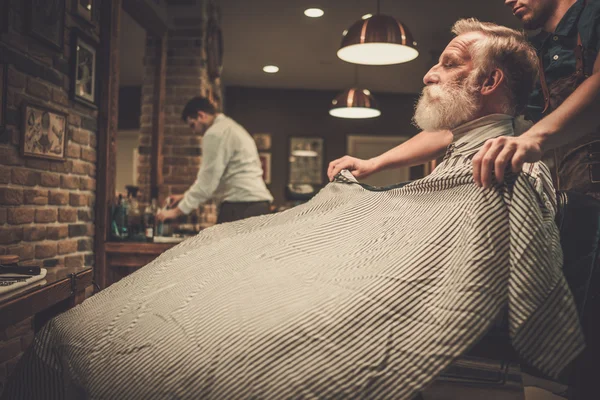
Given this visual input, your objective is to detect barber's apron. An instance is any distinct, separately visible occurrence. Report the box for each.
[539,28,600,197]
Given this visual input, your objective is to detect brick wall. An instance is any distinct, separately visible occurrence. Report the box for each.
[0,0,99,388]
[0,317,33,391]
[137,0,221,219]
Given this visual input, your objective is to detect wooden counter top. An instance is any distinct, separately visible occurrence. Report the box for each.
[105,241,177,256]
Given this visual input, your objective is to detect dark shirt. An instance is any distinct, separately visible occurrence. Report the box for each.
[527,0,600,122]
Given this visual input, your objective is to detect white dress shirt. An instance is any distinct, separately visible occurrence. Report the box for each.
[178,114,273,214]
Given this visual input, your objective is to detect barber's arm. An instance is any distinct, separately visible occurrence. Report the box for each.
[473,52,600,188]
[327,130,452,181]
[156,131,234,221]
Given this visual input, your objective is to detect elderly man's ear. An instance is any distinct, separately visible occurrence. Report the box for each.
[481,69,506,96]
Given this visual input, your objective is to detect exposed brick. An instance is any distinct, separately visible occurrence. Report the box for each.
[0,208,6,224]
[10,168,40,186]
[71,161,88,175]
[0,227,23,245]
[7,208,35,224]
[164,156,189,166]
[46,225,68,240]
[26,78,51,101]
[23,189,48,205]
[70,193,88,207]
[58,208,77,223]
[7,67,27,89]
[88,163,96,178]
[49,160,72,173]
[85,253,95,267]
[8,243,35,261]
[65,254,84,269]
[0,188,23,205]
[0,145,24,166]
[68,114,81,127]
[68,223,88,237]
[70,128,90,146]
[77,209,93,222]
[34,208,57,223]
[66,142,81,159]
[58,239,78,255]
[0,166,11,184]
[35,242,57,259]
[81,147,96,163]
[79,177,96,191]
[81,117,97,132]
[49,191,69,205]
[77,238,93,252]
[25,159,50,170]
[0,338,22,364]
[61,175,80,189]
[23,226,46,241]
[52,88,69,106]
[40,172,60,187]
[89,133,97,149]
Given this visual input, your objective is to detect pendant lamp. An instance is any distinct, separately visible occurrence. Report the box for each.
[329,87,381,119]
[337,0,418,65]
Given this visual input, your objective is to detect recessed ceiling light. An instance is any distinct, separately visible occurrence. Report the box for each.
[362,13,373,20]
[304,8,324,18]
[263,65,279,73]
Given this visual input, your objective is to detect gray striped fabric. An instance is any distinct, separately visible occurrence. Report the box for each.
[3,145,584,399]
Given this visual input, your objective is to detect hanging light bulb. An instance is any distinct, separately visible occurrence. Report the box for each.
[329,88,381,119]
[337,1,418,65]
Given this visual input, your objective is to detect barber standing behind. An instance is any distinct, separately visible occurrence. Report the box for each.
[328,0,600,198]
[156,96,273,224]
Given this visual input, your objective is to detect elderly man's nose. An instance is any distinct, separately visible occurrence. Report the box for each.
[504,0,517,6]
[423,69,439,86]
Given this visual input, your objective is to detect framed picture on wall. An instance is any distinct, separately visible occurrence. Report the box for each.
[70,30,98,108]
[21,103,68,161]
[252,133,272,151]
[74,0,94,22]
[26,0,65,51]
[286,137,324,201]
[259,152,271,184]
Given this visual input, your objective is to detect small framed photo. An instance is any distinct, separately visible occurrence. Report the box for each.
[71,30,98,108]
[259,152,271,184]
[74,0,94,23]
[21,103,68,161]
[26,0,65,51]
[253,133,272,151]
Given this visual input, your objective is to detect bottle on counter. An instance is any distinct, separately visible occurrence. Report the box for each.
[126,185,142,238]
[144,198,159,242]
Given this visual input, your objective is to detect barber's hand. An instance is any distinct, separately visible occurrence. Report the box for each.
[156,207,183,222]
[472,135,543,188]
[327,156,377,181]
[164,194,184,209]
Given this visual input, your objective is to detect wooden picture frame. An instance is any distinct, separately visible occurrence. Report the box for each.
[288,136,324,185]
[259,152,271,184]
[21,103,68,161]
[252,133,271,151]
[73,0,95,23]
[71,29,98,108]
[26,0,65,51]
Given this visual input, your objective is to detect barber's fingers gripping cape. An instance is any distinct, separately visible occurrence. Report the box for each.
[4,165,583,400]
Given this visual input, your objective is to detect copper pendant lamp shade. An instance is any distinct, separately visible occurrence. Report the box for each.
[337,14,418,65]
[329,88,381,119]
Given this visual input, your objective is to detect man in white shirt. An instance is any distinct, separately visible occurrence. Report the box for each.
[156,96,273,224]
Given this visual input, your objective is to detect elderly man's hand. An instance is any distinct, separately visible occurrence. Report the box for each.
[472,135,543,188]
[156,207,184,222]
[327,156,377,181]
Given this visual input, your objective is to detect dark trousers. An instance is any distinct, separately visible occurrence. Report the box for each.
[556,141,600,200]
[217,201,271,224]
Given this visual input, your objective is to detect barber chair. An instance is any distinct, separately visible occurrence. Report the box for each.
[419,191,600,400]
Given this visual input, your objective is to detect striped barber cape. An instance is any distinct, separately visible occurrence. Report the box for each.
[3,115,584,400]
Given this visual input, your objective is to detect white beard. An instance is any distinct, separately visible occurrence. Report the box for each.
[412,76,481,132]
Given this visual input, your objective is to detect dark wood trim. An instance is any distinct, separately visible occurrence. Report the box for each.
[105,242,175,256]
[150,34,167,198]
[95,0,122,290]
[0,269,92,330]
[122,0,168,37]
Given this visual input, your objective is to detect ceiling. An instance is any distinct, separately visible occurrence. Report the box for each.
[219,0,521,94]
